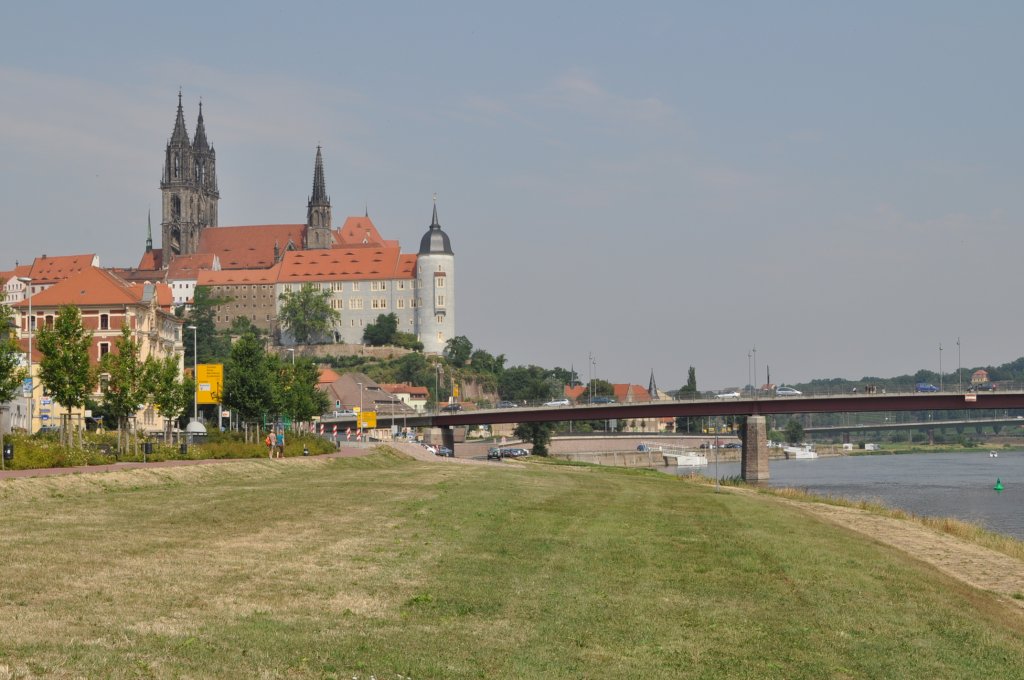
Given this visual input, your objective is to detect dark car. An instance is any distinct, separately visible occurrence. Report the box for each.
[495,400,518,409]
[589,396,616,404]
[724,442,742,449]
[440,403,463,413]
[968,383,996,392]
[487,447,502,460]
[915,383,939,393]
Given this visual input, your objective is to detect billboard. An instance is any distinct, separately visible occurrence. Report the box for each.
[196,364,224,405]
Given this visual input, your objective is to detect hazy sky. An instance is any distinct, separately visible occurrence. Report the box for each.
[2,2,1022,391]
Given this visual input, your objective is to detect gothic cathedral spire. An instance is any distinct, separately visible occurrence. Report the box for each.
[305,146,333,249]
[160,92,219,263]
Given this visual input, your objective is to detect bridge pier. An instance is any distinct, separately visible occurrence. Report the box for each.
[442,426,455,455]
[741,415,769,482]
[842,431,850,445]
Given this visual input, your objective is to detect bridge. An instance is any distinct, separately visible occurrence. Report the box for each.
[399,391,1024,482]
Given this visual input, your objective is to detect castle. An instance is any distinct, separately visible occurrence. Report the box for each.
[138,94,455,354]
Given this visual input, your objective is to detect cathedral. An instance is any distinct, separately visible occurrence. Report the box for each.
[139,94,456,354]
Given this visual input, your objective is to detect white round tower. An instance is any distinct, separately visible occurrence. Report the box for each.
[415,199,455,354]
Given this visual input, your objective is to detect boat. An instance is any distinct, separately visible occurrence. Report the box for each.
[784,444,818,459]
[664,452,709,467]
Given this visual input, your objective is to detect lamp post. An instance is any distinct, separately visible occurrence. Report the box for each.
[939,343,943,392]
[957,337,962,393]
[752,346,758,399]
[187,325,198,422]
[357,381,363,437]
[434,365,441,411]
[17,277,33,434]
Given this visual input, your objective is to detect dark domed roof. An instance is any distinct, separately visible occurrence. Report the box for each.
[418,203,454,255]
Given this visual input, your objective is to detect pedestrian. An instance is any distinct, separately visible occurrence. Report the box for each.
[265,431,274,458]
[275,430,285,459]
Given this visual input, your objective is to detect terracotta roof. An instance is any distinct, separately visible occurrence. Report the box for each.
[317,366,342,385]
[336,216,385,246]
[198,225,306,269]
[197,264,281,286]
[564,385,586,400]
[278,245,415,283]
[379,383,430,397]
[613,384,652,403]
[16,266,144,308]
[27,254,99,284]
[137,248,163,271]
[105,267,167,284]
[167,253,218,279]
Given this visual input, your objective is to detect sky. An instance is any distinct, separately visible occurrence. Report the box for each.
[2,2,1022,392]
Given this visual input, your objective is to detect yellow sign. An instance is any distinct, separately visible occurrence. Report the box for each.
[453,383,459,398]
[196,363,224,405]
[359,411,377,429]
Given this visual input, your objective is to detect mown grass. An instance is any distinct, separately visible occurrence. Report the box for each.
[1,448,1024,678]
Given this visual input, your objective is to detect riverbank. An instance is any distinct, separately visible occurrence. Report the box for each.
[2,449,1024,677]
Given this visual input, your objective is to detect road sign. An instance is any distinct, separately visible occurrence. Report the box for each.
[196,364,223,405]
[359,411,377,429]
[22,378,32,397]
[40,414,50,421]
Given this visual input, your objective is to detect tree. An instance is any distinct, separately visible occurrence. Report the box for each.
[279,284,340,344]
[146,354,194,443]
[36,305,94,447]
[499,365,552,402]
[99,326,150,453]
[587,378,615,397]
[678,367,697,397]
[514,421,555,456]
[469,349,506,375]
[222,333,277,435]
[0,304,27,466]
[184,286,231,364]
[784,419,804,444]
[364,313,399,346]
[444,336,473,367]
[278,357,330,423]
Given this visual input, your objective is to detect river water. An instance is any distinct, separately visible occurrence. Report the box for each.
[670,450,1024,540]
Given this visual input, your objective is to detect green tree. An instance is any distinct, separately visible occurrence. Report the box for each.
[513,421,555,456]
[444,336,473,367]
[279,284,340,344]
[469,348,506,375]
[184,287,232,364]
[146,354,194,443]
[784,419,804,444]
[499,365,552,402]
[678,367,697,397]
[0,304,27,467]
[222,333,277,434]
[587,378,615,397]
[99,326,150,453]
[36,305,94,447]
[278,357,330,423]
[363,313,399,346]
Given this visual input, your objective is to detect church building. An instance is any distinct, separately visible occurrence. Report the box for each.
[139,94,455,354]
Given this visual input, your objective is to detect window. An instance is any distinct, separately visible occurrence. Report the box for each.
[371,298,387,310]
[352,282,360,292]
[436,294,445,308]
[436,276,445,288]
[436,314,444,324]
[348,298,363,310]
[45,315,54,327]
[397,281,405,291]
[99,342,110,358]
[397,299,405,309]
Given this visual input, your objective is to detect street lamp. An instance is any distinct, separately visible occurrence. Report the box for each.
[186,325,198,422]
[16,277,33,434]
[939,343,943,392]
[357,381,363,437]
[957,337,962,393]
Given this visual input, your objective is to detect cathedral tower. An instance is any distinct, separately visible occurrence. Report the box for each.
[160,93,219,262]
[305,146,333,249]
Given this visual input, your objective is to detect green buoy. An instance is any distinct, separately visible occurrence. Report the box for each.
[994,478,1004,492]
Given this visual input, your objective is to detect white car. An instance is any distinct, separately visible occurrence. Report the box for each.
[776,386,802,397]
[715,391,741,399]
[544,398,570,407]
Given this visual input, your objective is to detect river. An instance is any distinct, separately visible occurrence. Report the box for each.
[670,450,1024,540]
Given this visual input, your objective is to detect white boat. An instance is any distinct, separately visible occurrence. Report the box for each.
[660,448,708,467]
[784,444,818,459]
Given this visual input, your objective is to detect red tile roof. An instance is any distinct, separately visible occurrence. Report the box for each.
[613,384,652,403]
[278,245,415,282]
[379,383,430,397]
[15,267,147,308]
[564,385,586,400]
[106,267,167,284]
[197,264,281,286]
[27,254,99,284]
[336,216,385,246]
[137,248,164,271]
[317,366,342,385]
[198,225,307,269]
[167,253,218,279]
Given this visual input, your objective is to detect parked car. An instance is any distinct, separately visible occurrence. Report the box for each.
[495,400,518,409]
[724,442,742,449]
[715,391,741,399]
[915,382,939,393]
[776,386,802,396]
[435,446,454,457]
[440,403,463,413]
[332,409,356,417]
[544,398,570,407]
[487,447,503,460]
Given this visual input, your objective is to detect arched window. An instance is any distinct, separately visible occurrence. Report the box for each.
[99,314,109,330]
[174,153,180,178]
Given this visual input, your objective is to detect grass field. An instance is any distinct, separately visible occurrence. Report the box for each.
[2,449,1024,679]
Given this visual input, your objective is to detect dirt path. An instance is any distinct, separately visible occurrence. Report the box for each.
[752,489,1024,604]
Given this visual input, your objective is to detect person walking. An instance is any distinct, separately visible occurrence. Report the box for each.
[265,430,274,458]
[275,430,285,459]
